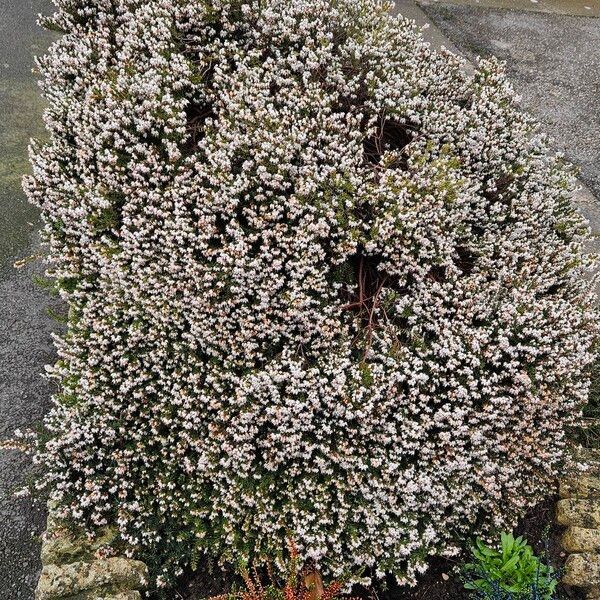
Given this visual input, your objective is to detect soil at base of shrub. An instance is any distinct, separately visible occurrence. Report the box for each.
[176,497,584,600]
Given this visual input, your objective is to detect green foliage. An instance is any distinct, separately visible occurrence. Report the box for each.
[33,275,61,297]
[39,15,68,34]
[582,355,600,446]
[89,206,120,233]
[571,354,600,449]
[463,533,558,599]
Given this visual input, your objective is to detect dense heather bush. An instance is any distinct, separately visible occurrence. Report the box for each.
[26,0,597,588]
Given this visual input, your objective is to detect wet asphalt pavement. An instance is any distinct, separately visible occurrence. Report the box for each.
[1,1,57,598]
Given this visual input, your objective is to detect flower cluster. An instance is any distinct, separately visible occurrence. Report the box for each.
[26,0,597,588]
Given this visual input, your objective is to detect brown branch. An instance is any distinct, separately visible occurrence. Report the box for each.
[340,254,388,356]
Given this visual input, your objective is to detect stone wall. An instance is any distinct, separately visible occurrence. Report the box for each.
[558,452,600,599]
[35,506,147,600]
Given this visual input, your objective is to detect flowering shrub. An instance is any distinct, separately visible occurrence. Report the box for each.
[26,0,597,589]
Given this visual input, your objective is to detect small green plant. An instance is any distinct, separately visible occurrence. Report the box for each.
[463,533,558,599]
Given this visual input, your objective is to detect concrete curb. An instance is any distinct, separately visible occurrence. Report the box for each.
[417,0,600,19]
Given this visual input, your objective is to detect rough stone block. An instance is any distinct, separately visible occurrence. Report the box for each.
[36,557,147,599]
[563,553,600,588]
[573,448,600,473]
[562,527,600,553]
[561,476,600,499]
[41,528,119,566]
[64,591,141,600]
[557,499,600,529]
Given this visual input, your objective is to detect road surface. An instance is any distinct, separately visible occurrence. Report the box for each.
[0,1,57,598]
